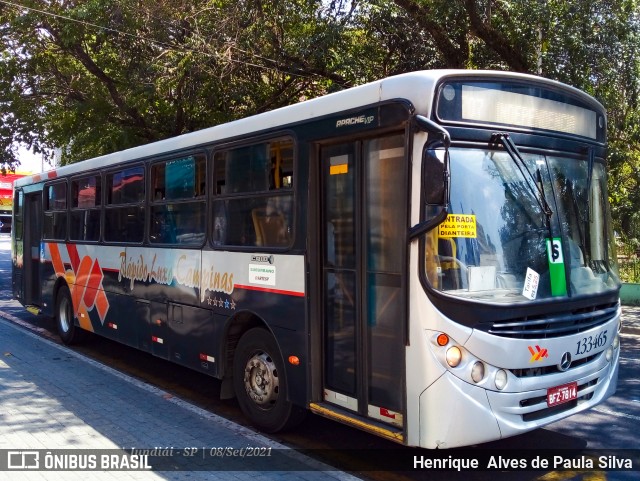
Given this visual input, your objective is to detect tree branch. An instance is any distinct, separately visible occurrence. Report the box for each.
[464,0,531,72]
[277,53,353,89]
[43,23,155,140]
[392,0,469,68]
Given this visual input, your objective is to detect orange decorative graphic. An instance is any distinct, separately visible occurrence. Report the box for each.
[528,345,549,362]
[48,243,109,330]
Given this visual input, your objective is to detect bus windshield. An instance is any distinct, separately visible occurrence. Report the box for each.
[425,147,620,303]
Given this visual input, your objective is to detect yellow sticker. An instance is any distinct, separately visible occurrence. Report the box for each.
[438,214,477,238]
[330,164,348,175]
[329,154,349,175]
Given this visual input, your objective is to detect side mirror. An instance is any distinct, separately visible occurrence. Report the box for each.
[414,115,451,206]
[408,116,451,241]
[425,151,446,205]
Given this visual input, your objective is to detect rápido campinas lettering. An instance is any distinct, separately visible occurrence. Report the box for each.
[118,252,234,296]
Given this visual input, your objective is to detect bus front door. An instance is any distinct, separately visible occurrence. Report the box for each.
[23,192,42,307]
[321,134,406,429]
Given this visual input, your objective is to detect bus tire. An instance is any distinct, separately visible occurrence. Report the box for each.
[55,286,83,345]
[233,327,305,433]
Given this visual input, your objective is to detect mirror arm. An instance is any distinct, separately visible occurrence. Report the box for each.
[408,206,448,241]
[413,115,451,148]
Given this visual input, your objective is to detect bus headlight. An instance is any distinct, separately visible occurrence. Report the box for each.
[612,333,620,350]
[471,361,485,383]
[495,369,508,390]
[606,346,613,362]
[430,332,506,389]
[446,346,462,367]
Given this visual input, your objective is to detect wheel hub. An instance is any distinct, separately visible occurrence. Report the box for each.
[243,352,279,406]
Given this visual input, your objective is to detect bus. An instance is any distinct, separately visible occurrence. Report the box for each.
[12,70,621,449]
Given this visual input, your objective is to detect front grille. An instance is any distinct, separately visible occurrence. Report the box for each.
[511,352,600,378]
[485,302,618,339]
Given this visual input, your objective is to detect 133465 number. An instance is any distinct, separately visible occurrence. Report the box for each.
[575,330,607,356]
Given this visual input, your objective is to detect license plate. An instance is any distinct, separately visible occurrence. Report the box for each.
[547,381,578,407]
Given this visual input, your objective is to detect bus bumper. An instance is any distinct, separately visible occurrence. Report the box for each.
[418,347,619,449]
[486,347,619,439]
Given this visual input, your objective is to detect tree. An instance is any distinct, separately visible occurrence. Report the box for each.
[0,0,356,166]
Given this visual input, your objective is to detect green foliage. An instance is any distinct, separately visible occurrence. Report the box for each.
[1,0,356,165]
[1,0,640,245]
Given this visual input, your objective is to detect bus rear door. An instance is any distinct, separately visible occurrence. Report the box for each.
[23,192,43,308]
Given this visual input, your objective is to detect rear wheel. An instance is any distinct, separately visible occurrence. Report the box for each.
[55,286,84,345]
[233,328,305,432]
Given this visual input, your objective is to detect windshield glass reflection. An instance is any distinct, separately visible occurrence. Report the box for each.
[424,148,619,303]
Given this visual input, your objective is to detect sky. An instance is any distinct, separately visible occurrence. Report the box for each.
[15,144,52,174]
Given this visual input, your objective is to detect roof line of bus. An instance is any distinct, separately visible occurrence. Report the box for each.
[14,69,601,188]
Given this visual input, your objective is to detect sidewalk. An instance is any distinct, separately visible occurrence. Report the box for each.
[0,314,357,481]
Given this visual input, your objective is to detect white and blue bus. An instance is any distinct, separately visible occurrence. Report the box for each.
[12,70,620,448]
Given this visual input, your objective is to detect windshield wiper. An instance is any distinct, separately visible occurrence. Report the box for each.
[576,147,596,267]
[491,133,553,219]
[585,147,594,226]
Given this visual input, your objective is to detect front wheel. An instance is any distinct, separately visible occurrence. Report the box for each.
[55,285,84,345]
[233,328,305,432]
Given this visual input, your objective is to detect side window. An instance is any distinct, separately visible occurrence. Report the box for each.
[43,181,68,240]
[70,175,102,242]
[150,154,206,245]
[105,166,144,243]
[213,138,294,248]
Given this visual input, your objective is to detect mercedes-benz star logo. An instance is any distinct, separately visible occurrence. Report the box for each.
[558,352,572,372]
